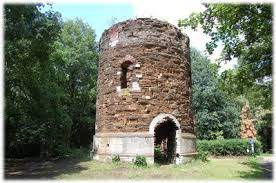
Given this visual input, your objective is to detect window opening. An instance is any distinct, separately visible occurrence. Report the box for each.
[121,61,132,89]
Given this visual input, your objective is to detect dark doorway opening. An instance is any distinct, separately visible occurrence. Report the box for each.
[154,119,178,164]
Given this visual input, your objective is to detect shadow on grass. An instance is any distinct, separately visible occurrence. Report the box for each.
[238,158,273,180]
[4,157,90,180]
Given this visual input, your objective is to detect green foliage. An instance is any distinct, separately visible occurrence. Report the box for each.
[112,155,121,163]
[50,18,98,148]
[5,5,98,158]
[254,107,272,152]
[134,155,147,167]
[181,5,272,150]
[218,67,272,111]
[217,65,272,152]
[154,145,163,164]
[195,151,209,162]
[179,4,272,81]
[191,48,241,140]
[197,139,262,156]
[4,4,66,157]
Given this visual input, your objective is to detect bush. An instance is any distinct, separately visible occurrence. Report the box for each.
[195,151,209,162]
[112,154,120,163]
[134,155,147,167]
[154,146,164,164]
[197,139,262,156]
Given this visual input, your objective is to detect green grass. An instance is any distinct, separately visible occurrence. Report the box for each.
[54,155,270,180]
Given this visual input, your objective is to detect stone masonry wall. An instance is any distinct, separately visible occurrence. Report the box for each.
[95,18,194,134]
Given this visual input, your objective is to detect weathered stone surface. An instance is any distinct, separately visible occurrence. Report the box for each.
[93,18,196,164]
[96,18,194,133]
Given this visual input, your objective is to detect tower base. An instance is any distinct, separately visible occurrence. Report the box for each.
[91,132,197,164]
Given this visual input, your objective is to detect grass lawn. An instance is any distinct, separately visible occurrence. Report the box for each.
[53,155,271,180]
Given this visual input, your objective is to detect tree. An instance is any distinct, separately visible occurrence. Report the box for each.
[4,4,68,157]
[179,4,272,82]
[50,19,98,148]
[180,4,272,151]
[254,106,272,151]
[5,5,98,158]
[217,62,272,151]
[191,48,241,140]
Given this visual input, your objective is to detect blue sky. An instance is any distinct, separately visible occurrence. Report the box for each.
[41,0,236,71]
[51,3,134,40]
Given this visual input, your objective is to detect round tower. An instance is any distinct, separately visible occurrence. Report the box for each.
[92,18,197,164]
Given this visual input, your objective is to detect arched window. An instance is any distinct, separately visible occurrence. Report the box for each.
[121,61,132,89]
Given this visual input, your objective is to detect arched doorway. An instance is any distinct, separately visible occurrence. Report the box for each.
[149,114,181,164]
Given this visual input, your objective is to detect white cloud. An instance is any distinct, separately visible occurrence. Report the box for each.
[132,0,204,25]
[132,0,209,51]
[132,0,211,53]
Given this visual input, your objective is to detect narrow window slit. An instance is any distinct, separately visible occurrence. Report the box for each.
[120,61,132,89]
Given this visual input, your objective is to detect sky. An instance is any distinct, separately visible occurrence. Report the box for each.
[51,3,134,40]
[3,0,240,71]
[50,1,208,49]
[47,0,238,71]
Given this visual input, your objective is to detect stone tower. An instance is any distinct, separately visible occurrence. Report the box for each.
[92,18,196,164]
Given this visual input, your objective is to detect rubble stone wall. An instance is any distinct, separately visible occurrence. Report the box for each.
[96,18,194,134]
[93,18,196,164]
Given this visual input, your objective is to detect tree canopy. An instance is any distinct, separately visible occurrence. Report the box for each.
[179,3,272,150]
[4,4,98,157]
[50,19,98,148]
[179,4,272,81]
[191,48,241,140]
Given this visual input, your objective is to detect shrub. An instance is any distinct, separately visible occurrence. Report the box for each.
[134,155,147,167]
[112,154,120,163]
[154,145,163,164]
[195,151,209,162]
[197,139,262,156]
